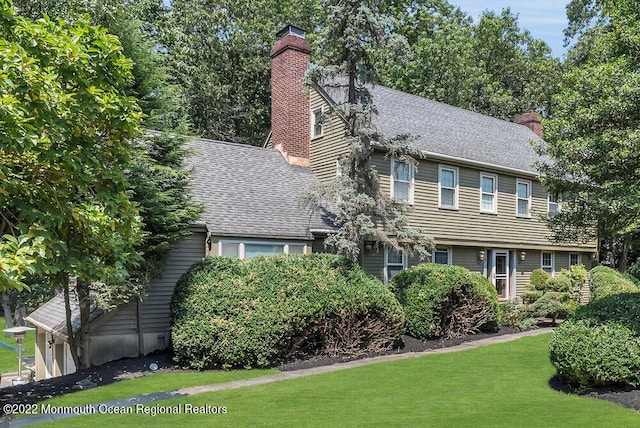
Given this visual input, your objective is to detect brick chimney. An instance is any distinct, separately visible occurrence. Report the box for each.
[514,112,543,138]
[270,25,311,167]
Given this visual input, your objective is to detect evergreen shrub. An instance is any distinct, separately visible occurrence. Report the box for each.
[549,293,640,391]
[590,266,639,300]
[170,254,404,369]
[390,263,499,339]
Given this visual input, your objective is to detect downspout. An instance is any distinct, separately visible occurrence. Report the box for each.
[136,299,143,356]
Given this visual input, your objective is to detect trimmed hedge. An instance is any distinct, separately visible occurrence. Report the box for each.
[549,293,640,391]
[530,268,552,290]
[390,263,499,339]
[590,266,639,300]
[170,254,404,369]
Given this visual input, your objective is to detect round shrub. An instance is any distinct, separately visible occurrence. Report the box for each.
[549,293,640,391]
[530,268,551,290]
[170,254,404,369]
[390,263,499,339]
[545,274,572,292]
[590,266,639,300]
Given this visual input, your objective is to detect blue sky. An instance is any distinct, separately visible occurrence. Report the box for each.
[448,1,569,57]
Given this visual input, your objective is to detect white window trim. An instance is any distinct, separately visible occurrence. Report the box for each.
[548,193,560,214]
[432,247,452,265]
[311,107,324,139]
[384,247,408,284]
[479,172,498,214]
[541,251,555,275]
[516,179,532,218]
[390,158,415,204]
[569,252,580,267]
[438,165,459,209]
[219,240,307,259]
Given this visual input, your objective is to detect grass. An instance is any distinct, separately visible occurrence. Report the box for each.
[42,333,640,427]
[39,369,276,409]
[0,316,35,374]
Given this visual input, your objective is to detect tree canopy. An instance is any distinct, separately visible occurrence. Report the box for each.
[536,0,640,270]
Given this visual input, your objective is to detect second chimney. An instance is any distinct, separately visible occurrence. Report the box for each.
[270,25,312,167]
[514,112,543,138]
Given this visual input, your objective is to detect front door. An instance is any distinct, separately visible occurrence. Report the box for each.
[492,250,510,299]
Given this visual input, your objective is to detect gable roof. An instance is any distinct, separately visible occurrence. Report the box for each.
[25,292,101,340]
[185,138,333,240]
[319,80,543,175]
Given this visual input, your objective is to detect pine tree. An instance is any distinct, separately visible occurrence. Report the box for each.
[304,0,432,263]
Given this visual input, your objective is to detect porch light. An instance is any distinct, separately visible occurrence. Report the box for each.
[3,326,35,386]
[520,251,527,262]
[364,241,374,252]
[478,250,485,262]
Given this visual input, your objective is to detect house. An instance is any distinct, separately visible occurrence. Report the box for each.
[26,25,594,380]
[267,25,596,300]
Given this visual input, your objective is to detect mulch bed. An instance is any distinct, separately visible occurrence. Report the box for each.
[1,321,638,415]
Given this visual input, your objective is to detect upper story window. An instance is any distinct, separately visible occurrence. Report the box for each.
[516,179,532,217]
[439,165,459,209]
[312,108,324,138]
[385,248,407,283]
[220,241,306,259]
[541,251,554,275]
[480,173,498,213]
[433,248,452,265]
[548,194,560,214]
[391,158,414,204]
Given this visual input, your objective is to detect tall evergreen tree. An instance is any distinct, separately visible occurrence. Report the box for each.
[304,0,432,263]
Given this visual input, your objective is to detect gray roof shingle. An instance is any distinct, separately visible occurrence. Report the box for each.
[322,80,543,174]
[25,292,101,339]
[185,138,333,239]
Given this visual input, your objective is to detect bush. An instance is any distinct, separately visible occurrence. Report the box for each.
[390,263,499,339]
[497,301,536,331]
[545,274,572,292]
[521,290,543,304]
[549,293,640,391]
[590,266,639,300]
[529,292,578,322]
[170,254,404,369]
[530,268,551,290]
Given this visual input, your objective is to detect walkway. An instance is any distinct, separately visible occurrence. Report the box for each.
[2,328,553,427]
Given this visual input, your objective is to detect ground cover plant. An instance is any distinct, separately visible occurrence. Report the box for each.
[45,334,640,427]
[171,254,404,369]
[390,263,499,339]
[550,292,640,391]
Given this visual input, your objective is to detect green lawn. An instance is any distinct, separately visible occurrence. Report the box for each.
[39,369,276,409]
[0,317,35,374]
[43,333,640,427]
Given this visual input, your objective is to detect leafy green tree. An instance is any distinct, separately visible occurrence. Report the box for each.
[0,1,143,366]
[537,0,640,271]
[377,3,560,120]
[304,0,432,263]
[159,0,325,145]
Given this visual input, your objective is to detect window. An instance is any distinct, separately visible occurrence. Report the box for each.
[548,194,560,214]
[391,158,414,203]
[541,252,554,275]
[516,179,532,217]
[312,108,323,138]
[385,248,407,283]
[219,241,307,259]
[439,165,459,209]
[433,248,452,265]
[480,173,498,213]
[570,253,580,267]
